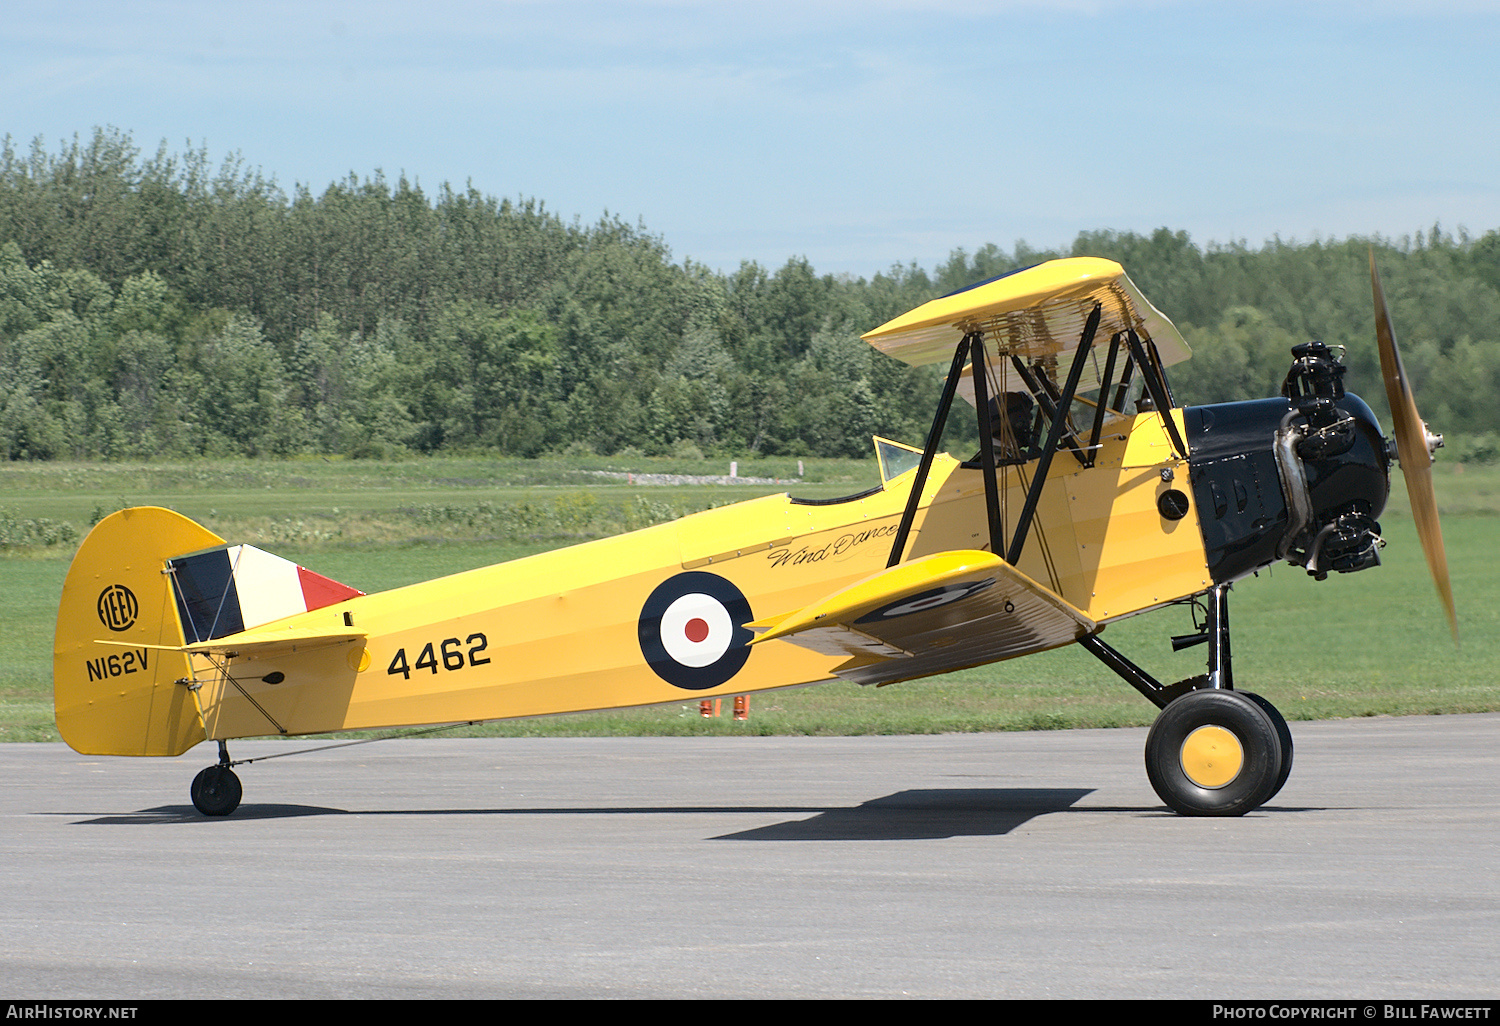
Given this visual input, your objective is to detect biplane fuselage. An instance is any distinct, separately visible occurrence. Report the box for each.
[54,408,1205,754]
[54,256,1421,818]
[53,395,1386,755]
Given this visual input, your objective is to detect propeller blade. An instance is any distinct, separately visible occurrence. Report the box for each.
[1370,249,1458,642]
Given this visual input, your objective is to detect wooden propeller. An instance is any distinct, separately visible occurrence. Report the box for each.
[1370,249,1458,642]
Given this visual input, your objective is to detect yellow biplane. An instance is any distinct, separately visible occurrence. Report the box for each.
[53,254,1455,817]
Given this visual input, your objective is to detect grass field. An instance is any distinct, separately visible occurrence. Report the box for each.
[3,453,1496,744]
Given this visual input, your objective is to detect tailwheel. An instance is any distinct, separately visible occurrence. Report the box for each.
[190,764,243,817]
[1145,688,1284,816]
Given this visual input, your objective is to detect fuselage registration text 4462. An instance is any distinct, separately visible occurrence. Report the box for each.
[386,634,489,679]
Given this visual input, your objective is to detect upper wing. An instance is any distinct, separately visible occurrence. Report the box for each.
[861,257,1191,389]
[746,550,1097,687]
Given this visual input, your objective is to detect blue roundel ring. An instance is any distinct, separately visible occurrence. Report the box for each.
[638,571,754,690]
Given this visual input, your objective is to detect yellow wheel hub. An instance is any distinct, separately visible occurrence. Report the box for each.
[1180,725,1244,789]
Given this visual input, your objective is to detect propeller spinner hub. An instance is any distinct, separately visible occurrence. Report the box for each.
[1422,424,1444,463]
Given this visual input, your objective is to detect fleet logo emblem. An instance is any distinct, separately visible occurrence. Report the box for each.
[96,584,139,632]
[638,572,754,690]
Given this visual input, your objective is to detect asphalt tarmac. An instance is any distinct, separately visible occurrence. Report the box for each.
[2,714,1498,1000]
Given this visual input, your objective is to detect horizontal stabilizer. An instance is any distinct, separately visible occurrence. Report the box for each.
[97,627,368,659]
[747,550,1097,686]
[183,626,366,659]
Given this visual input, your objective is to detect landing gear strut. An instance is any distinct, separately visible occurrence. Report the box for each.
[1082,583,1293,816]
[190,741,242,817]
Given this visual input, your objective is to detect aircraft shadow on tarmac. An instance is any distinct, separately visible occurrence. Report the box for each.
[71,791,1317,831]
[74,804,343,824]
[711,788,1094,840]
[74,787,1092,835]
[72,788,1318,834]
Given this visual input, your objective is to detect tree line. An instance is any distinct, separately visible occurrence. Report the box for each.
[4,127,1499,462]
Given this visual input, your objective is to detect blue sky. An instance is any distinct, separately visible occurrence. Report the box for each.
[5,0,1499,278]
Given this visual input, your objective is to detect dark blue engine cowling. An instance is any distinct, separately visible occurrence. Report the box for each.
[1184,393,1390,584]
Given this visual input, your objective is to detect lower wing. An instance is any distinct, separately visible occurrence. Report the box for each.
[747,550,1097,686]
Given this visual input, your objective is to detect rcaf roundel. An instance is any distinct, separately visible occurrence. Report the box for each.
[638,572,754,690]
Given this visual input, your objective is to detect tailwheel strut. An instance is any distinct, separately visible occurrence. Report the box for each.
[190,740,243,817]
[1082,583,1293,816]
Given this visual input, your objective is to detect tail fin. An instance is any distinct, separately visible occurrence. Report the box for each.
[55,507,368,756]
[54,507,225,756]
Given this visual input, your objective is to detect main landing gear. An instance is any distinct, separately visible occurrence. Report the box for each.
[1143,687,1291,816]
[1081,584,1294,816]
[190,740,243,817]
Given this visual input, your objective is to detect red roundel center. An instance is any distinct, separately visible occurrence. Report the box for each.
[684,617,710,643]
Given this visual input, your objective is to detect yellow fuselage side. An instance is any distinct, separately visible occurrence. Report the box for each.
[194,411,1211,741]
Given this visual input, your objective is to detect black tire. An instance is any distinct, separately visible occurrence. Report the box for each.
[1144,688,1282,816]
[191,765,243,817]
[1238,691,1293,802]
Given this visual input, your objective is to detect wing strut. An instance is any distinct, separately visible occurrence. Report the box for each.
[1085,332,1126,467]
[887,301,1108,570]
[969,332,1006,559]
[1005,302,1102,567]
[1126,328,1188,459]
[1010,356,1089,468]
[887,334,972,567]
